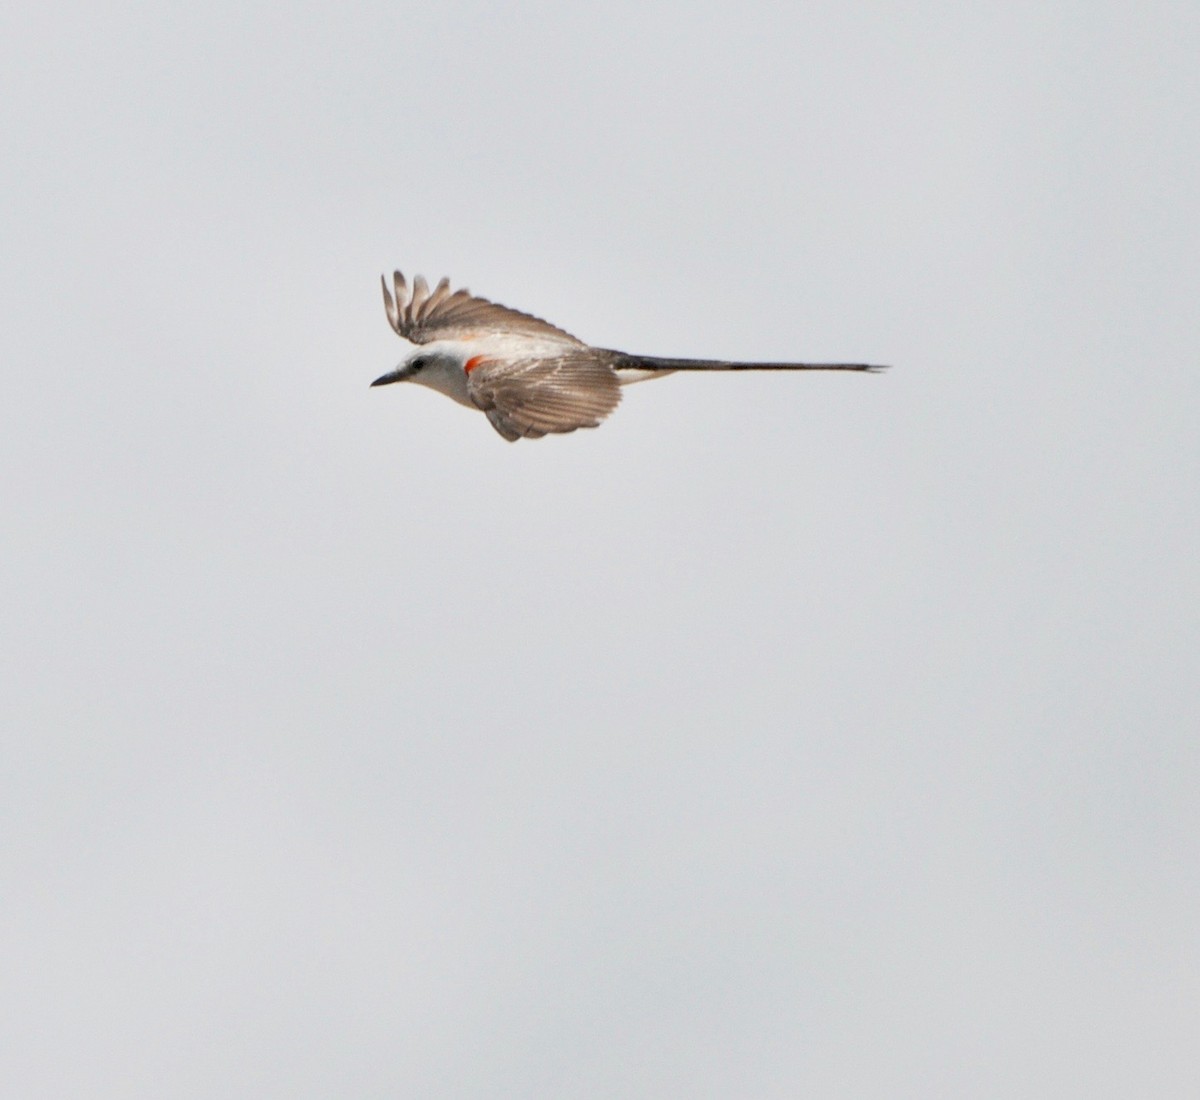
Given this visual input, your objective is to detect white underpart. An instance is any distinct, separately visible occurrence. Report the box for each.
[613,367,672,385]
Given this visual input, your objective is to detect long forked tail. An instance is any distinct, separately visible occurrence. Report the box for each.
[604,350,888,373]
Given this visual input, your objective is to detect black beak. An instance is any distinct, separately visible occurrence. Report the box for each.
[370,368,407,387]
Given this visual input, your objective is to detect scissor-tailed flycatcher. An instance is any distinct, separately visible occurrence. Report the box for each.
[371,271,886,441]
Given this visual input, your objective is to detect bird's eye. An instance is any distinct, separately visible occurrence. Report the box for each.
[410,357,427,372]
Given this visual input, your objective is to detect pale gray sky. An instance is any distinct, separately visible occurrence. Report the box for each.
[3,2,1198,1096]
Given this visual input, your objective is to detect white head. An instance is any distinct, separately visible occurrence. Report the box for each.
[370,339,475,407]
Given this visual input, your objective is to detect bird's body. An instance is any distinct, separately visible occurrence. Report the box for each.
[371,271,886,441]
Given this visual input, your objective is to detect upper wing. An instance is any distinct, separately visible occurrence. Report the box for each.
[381,270,584,346]
[467,353,622,441]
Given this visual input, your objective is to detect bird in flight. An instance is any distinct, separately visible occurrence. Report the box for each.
[371,271,886,441]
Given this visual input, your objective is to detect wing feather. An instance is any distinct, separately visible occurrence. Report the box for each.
[417,276,452,323]
[468,354,621,441]
[409,275,431,320]
[380,270,583,345]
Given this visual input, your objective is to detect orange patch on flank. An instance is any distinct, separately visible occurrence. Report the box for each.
[464,355,488,374]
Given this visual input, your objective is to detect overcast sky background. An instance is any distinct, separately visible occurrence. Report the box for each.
[3,2,1197,1096]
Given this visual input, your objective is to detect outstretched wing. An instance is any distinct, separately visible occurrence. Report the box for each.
[467,354,622,441]
[381,270,583,346]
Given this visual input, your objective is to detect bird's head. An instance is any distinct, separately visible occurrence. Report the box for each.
[371,348,437,387]
[370,341,476,406]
